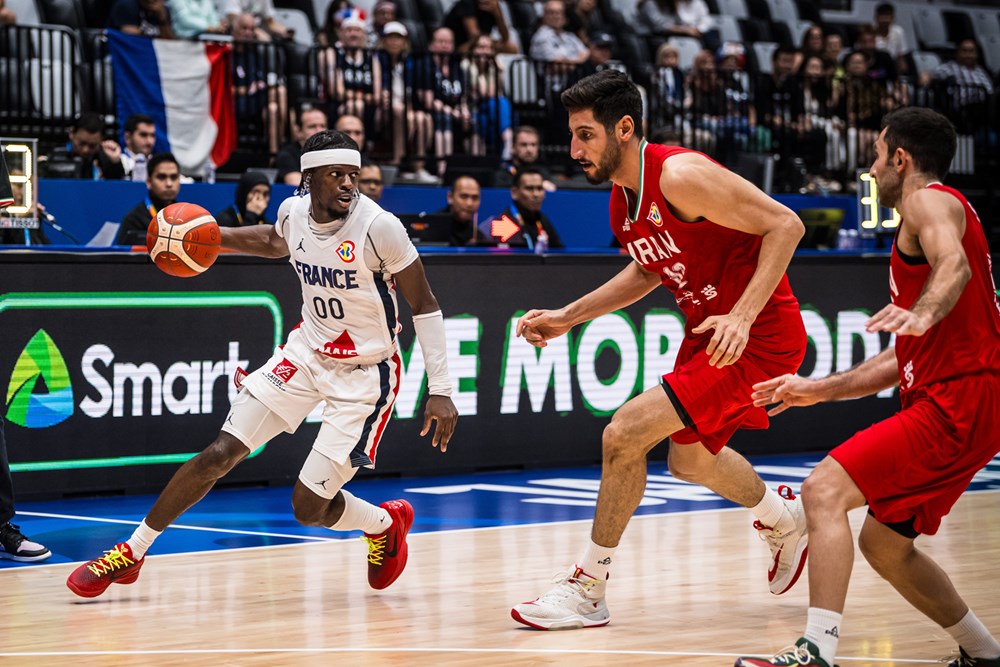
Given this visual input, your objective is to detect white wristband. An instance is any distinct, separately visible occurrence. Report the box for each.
[412,310,452,397]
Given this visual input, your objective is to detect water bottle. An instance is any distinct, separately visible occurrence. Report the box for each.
[131,153,147,182]
[203,162,216,184]
[846,229,860,250]
[534,229,549,255]
[836,228,850,250]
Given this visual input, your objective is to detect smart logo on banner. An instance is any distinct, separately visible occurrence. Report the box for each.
[0,292,282,471]
[5,329,74,428]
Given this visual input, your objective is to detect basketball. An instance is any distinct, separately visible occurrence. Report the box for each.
[146,202,221,278]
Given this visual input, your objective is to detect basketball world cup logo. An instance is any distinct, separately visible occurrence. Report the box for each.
[337,240,356,263]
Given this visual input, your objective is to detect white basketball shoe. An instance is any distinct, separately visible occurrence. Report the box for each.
[755,485,809,595]
[511,567,610,630]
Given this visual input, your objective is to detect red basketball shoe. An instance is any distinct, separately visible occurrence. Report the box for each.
[66,542,144,598]
[362,499,414,590]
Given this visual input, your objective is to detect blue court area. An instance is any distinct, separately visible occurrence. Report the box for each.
[5,452,1000,569]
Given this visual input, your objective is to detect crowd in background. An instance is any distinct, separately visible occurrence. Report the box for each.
[1,0,999,246]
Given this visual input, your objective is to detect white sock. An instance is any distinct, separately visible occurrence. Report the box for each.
[329,489,391,534]
[578,540,615,581]
[945,610,1000,659]
[804,607,843,666]
[127,520,162,559]
[751,486,792,532]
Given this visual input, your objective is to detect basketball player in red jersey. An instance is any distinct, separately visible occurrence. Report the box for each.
[511,70,810,630]
[737,108,1000,667]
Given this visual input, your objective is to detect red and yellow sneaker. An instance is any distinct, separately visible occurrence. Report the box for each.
[66,542,144,598]
[361,499,414,590]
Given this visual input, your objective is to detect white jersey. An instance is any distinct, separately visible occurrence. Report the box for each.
[275,192,419,365]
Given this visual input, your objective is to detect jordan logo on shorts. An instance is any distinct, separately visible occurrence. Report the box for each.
[272,358,298,383]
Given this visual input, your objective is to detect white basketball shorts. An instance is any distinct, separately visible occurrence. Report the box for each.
[235,327,402,468]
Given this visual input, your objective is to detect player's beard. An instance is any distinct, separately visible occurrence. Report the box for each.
[875,160,902,208]
[585,139,624,185]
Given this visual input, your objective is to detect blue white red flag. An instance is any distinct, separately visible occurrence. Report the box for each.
[108,30,236,173]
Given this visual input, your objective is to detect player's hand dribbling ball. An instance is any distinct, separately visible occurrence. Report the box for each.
[146,202,221,278]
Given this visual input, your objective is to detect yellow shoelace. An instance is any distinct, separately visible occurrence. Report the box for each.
[361,535,386,566]
[85,546,135,577]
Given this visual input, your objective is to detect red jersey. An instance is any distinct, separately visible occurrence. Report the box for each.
[890,183,1000,394]
[610,142,800,345]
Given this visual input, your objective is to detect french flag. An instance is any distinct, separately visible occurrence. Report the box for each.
[108,31,236,173]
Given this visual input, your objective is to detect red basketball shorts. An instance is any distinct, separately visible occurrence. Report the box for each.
[831,372,1000,535]
[663,306,807,455]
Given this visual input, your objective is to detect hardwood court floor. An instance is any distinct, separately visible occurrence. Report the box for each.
[2,491,998,667]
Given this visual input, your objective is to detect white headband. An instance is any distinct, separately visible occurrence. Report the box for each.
[301,148,362,171]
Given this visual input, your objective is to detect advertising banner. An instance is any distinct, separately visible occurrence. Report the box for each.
[2,253,994,497]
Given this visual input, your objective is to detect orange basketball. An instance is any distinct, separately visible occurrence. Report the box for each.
[146,202,221,278]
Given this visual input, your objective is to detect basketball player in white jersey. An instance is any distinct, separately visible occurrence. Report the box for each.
[67,130,459,598]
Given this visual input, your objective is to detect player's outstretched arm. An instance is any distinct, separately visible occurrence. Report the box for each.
[517,261,660,348]
[661,153,804,368]
[867,188,970,337]
[219,224,289,258]
[395,257,458,452]
[753,347,899,415]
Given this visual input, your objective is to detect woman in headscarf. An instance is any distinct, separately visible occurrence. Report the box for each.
[216,171,272,227]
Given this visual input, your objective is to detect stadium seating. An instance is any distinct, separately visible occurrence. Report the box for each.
[6,0,41,25]
[273,7,314,46]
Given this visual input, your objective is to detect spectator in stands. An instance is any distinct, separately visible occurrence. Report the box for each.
[318,13,382,134]
[367,0,396,48]
[482,168,564,248]
[853,24,897,82]
[530,0,588,64]
[316,1,354,47]
[797,24,825,71]
[684,49,725,156]
[798,54,840,191]
[564,0,603,46]
[109,0,176,38]
[215,171,272,227]
[754,47,804,171]
[932,38,995,97]
[638,0,718,51]
[232,12,289,154]
[438,175,483,246]
[167,0,227,37]
[275,107,327,185]
[715,42,756,159]
[39,113,126,181]
[221,0,290,41]
[931,38,996,150]
[498,125,556,190]
[652,42,685,134]
[444,0,518,55]
[121,113,157,182]
[377,22,436,182]
[0,0,15,25]
[823,32,845,79]
[841,50,891,168]
[413,27,472,176]
[334,114,368,155]
[873,2,908,75]
[116,152,180,246]
[466,33,514,158]
[358,163,385,202]
[575,31,615,78]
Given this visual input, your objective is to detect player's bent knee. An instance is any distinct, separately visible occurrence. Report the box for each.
[196,435,250,478]
[601,420,641,461]
[800,459,851,512]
